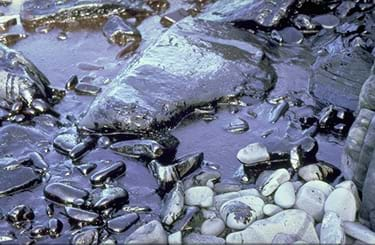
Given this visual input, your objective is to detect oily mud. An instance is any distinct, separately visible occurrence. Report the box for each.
[0,0,373,244]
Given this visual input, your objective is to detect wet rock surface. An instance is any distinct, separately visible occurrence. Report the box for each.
[0,0,374,243]
[79,17,276,135]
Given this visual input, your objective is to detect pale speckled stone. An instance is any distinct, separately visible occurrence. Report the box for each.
[295,185,325,222]
[335,180,361,210]
[324,188,357,222]
[185,186,214,208]
[226,209,319,244]
[320,212,346,244]
[263,204,283,216]
[258,168,290,196]
[302,180,334,197]
[168,231,182,244]
[343,222,375,244]
[201,218,225,236]
[274,182,295,208]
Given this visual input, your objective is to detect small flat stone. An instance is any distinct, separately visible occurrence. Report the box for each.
[6,205,34,224]
[168,231,182,244]
[160,8,190,27]
[258,168,290,196]
[65,207,100,224]
[107,213,139,233]
[225,118,249,134]
[279,27,304,44]
[124,220,167,244]
[312,14,340,29]
[263,204,283,217]
[320,211,345,244]
[343,222,375,244]
[185,186,214,208]
[92,186,129,210]
[274,182,295,209]
[75,83,102,96]
[71,229,98,245]
[325,188,357,222]
[237,143,270,165]
[44,182,89,207]
[214,183,241,194]
[90,161,126,186]
[201,218,225,236]
[183,233,225,244]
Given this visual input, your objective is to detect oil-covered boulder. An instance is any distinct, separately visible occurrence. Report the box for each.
[20,0,150,30]
[79,17,276,135]
[0,43,52,105]
[309,47,374,111]
[200,0,296,29]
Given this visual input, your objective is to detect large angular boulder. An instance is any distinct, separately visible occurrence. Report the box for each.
[309,47,373,111]
[200,0,296,28]
[79,17,276,135]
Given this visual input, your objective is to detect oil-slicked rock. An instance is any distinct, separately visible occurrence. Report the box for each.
[200,0,297,28]
[90,161,126,186]
[103,15,141,46]
[309,47,373,111]
[0,166,42,196]
[342,109,375,189]
[20,0,150,30]
[65,207,100,224]
[43,182,89,207]
[107,213,139,233]
[91,186,129,210]
[6,205,34,225]
[71,228,98,245]
[148,152,203,188]
[226,209,319,244]
[161,181,184,226]
[110,139,166,160]
[79,17,276,136]
[320,212,345,244]
[0,43,52,104]
[124,220,167,244]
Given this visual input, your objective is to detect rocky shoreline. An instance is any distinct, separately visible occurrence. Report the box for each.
[0,0,374,244]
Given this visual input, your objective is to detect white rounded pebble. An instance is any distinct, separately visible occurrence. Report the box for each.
[201,218,225,236]
[274,182,295,208]
[295,185,325,222]
[343,222,375,244]
[263,204,283,216]
[324,188,357,222]
[185,186,214,208]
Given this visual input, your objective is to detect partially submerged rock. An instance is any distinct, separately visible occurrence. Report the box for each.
[20,0,150,30]
[0,43,52,105]
[200,0,297,29]
[79,17,276,136]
